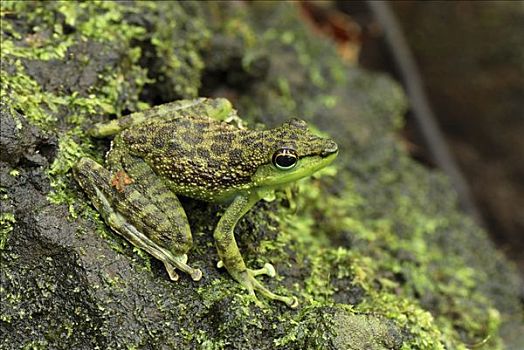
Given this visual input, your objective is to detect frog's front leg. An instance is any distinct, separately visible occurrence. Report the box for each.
[214,193,298,308]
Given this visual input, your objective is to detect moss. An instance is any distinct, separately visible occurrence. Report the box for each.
[132,1,211,101]
[1,1,148,213]
[0,211,16,250]
[331,311,404,349]
[274,306,336,348]
[274,156,503,348]
[0,168,17,252]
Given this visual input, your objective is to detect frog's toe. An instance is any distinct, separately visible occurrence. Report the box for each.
[190,268,203,281]
[164,259,202,281]
[179,263,202,282]
[219,261,276,278]
[164,253,202,281]
[250,263,276,278]
[164,262,180,281]
[164,260,202,281]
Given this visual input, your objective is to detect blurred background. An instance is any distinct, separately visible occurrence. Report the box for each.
[300,0,524,277]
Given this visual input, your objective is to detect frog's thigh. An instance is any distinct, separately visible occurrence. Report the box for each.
[92,98,233,137]
[90,99,206,137]
[119,154,193,255]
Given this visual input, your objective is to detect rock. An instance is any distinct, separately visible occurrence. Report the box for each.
[1,2,521,349]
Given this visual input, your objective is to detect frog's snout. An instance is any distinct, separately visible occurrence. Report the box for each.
[321,141,338,157]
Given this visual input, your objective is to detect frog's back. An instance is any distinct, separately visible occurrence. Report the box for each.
[119,115,267,201]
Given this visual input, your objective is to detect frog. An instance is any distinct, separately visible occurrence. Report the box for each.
[73,97,338,308]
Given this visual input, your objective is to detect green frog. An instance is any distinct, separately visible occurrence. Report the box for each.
[73,98,338,308]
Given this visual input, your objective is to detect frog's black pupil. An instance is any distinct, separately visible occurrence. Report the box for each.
[273,149,298,169]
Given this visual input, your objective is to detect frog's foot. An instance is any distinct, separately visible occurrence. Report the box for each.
[164,262,180,281]
[119,219,202,281]
[239,269,298,308]
[218,261,298,308]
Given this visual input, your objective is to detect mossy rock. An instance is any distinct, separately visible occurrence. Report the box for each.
[1,2,522,349]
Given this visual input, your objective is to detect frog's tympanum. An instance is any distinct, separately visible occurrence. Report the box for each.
[74,98,338,308]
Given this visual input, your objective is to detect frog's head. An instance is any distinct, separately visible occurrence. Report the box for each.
[251,118,338,189]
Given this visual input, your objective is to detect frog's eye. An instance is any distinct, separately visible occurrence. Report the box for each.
[272,148,298,170]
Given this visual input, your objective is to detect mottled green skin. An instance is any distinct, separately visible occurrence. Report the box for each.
[74,97,338,307]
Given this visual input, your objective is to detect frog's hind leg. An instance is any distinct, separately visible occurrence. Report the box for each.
[119,154,203,281]
[74,157,202,281]
[90,98,233,137]
[89,99,203,137]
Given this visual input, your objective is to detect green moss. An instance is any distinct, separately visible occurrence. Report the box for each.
[0,58,61,126]
[0,178,16,251]
[47,130,92,211]
[274,306,336,348]
[271,162,502,348]
[331,311,404,349]
[0,212,16,251]
[133,1,211,99]
[1,1,150,215]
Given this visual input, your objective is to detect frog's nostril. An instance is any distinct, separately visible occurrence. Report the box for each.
[321,141,338,157]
